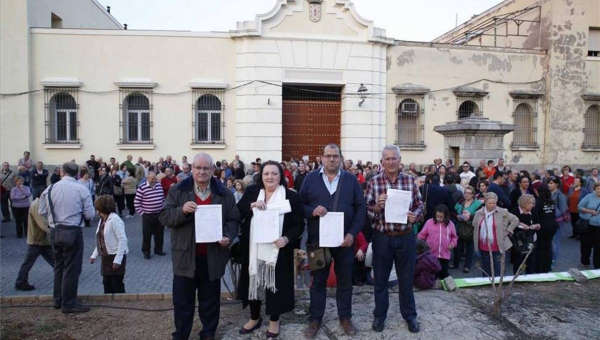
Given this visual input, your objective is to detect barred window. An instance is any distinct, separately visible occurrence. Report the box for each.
[583,105,600,149]
[458,100,479,119]
[192,90,224,144]
[512,102,537,147]
[396,98,424,146]
[44,88,79,144]
[120,89,152,144]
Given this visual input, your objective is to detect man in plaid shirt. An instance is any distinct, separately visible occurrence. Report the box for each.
[365,145,423,334]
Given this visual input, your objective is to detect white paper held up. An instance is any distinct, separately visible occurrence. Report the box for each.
[319,212,344,247]
[384,189,412,224]
[253,209,280,243]
[195,205,222,243]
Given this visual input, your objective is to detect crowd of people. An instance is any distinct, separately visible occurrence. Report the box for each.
[1,148,599,340]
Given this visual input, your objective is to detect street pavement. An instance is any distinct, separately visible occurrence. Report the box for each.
[0,213,587,297]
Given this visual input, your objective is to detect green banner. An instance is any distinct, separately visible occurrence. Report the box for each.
[444,269,600,290]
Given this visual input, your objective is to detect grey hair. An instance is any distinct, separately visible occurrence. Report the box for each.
[62,162,79,177]
[484,192,498,202]
[193,153,215,168]
[323,143,342,156]
[518,194,536,207]
[381,144,401,159]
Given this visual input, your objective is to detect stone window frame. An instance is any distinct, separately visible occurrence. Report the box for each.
[452,86,488,119]
[582,92,600,151]
[392,84,429,150]
[192,89,225,145]
[119,88,153,145]
[509,90,542,150]
[44,87,80,145]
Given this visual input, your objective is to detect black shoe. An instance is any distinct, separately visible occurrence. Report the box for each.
[15,283,35,291]
[239,317,263,334]
[406,319,420,333]
[53,303,61,309]
[62,305,90,314]
[372,318,385,332]
[155,251,166,256]
[144,254,151,259]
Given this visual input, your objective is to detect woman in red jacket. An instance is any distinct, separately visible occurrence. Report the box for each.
[352,231,368,285]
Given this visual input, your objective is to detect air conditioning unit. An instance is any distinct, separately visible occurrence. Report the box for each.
[400,101,418,117]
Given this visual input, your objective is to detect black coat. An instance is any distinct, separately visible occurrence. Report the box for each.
[236,185,304,316]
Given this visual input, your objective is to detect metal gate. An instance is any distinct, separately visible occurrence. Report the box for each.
[282,86,342,162]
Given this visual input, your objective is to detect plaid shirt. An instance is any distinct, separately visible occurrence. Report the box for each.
[365,171,423,232]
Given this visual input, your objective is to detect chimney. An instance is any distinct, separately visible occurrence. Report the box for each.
[107,6,110,13]
[124,24,128,30]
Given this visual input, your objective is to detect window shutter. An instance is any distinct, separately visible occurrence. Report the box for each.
[590,28,600,52]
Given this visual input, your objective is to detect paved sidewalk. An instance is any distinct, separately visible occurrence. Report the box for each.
[0,214,586,297]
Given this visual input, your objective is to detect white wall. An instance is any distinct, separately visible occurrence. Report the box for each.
[27,0,121,29]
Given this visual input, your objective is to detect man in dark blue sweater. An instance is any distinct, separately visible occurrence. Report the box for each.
[299,144,366,339]
[487,171,512,209]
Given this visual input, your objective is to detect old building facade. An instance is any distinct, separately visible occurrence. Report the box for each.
[1,0,598,168]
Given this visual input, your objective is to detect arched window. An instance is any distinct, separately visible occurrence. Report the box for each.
[583,105,600,148]
[397,98,423,145]
[195,94,222,143]
[512,103,536,147]
[458,100,479,119]
[123,93,150,143]
[49,93,77,143]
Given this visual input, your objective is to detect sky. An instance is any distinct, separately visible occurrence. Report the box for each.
[98,0,503,42]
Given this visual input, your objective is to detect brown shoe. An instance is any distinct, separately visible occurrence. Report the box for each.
[340,318,357,336]
[304,321,320,339]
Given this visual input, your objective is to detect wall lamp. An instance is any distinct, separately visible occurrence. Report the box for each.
[358,83,368,106]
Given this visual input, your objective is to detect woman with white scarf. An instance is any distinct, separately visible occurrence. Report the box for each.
[472,192,520,277]
[236,161,304,339]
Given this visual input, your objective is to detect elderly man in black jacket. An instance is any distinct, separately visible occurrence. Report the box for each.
[159,153,240,340]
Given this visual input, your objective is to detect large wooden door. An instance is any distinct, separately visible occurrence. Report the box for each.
[282,100,341,162]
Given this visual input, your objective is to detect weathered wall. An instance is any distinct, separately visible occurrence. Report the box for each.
[27,0,121,29]
[386,43,546,167]
[28,30,236,165]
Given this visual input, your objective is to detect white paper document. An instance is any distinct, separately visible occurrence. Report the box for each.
[195,205,222,243]
[252,208,281,243]
[384,189,412,224]
[319,212,344,247]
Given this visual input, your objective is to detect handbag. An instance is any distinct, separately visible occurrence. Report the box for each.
[48,185,82,248]
[113,185,123,196]
[307,171,344,271]
[418,184,429,223]
[555,210,570,223]
[576,202,600,234]
[457,203,474,241]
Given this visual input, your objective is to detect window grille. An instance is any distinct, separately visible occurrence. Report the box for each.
[457,99,481,119]
[583,104,600,149]
[192,89,225,144]
[119,88,153,144]
[511,101,538,147]
[44,88,79,144]
[395,97,424,146]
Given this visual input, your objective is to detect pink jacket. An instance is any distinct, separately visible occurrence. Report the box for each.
[417,219,458,260]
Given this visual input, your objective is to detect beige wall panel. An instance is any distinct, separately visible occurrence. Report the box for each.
[236,109,282,124]
[588,60,600,91]
[307,41,323,69]
[334,44,352,70]
[291,41,309,68]
[236,123,281,137]
[321,42,338,69]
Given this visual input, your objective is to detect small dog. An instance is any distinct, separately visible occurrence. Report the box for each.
[294,249,309,289]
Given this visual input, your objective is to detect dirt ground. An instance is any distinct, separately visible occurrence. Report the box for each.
[1,280,599,340]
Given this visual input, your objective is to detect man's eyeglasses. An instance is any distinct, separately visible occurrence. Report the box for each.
[193,166,212,172]
[323,155,340,160]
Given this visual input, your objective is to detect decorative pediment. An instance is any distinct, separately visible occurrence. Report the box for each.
[230,0,393,44]
[392,83,430,96]
[509,90,544,99]
[582,92,600,102]
[452,86,488,98]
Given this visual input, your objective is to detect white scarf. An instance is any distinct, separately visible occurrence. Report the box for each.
[248,185,287,300]
[480,209,495,245]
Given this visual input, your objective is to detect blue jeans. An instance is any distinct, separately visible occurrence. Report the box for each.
[172,256,221,340]
[308,245,354,322]
[51,227,84,309]
[371,231,417,321]
[480,250,501,277]
[552,221,569,262]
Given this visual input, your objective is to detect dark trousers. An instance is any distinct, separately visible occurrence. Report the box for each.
[371,231,417,321]
[51,227,84,309]
[309,245,354,322]
[534,238,553,273]
[103,275,125,294]
[114,194,125,216]
[511,249,535,275]
[437,258,449,279]
[480,250,501,277]
[16,244,55,285]
[32,186,47,201]
[1,192,10,220]
[12,207,29,237]
[453,239,474,270]
[142,213,164,255]
[352,258,366,285]
[125,194,135,216]
[172,256,221,340]
[570,213,580,237]
[581,226,600,268]
[249,300,280,322]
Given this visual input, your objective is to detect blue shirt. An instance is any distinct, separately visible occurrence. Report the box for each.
[319,167,341,195]
[39,176,95,228]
